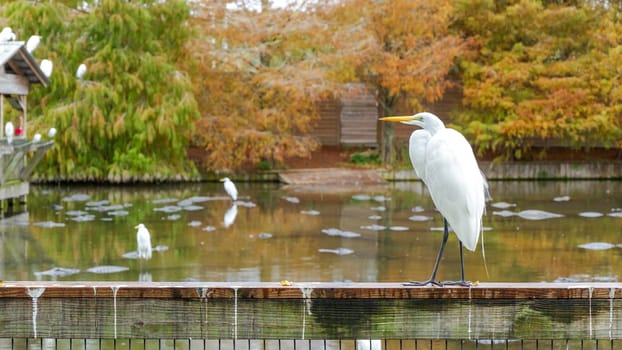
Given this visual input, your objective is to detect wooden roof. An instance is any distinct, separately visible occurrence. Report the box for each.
[0,41,50,91]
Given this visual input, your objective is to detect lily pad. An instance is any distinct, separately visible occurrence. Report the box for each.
[578,242,614,250]
[517,210,564,220]
[34,267,80,278]
[87,265,129,274]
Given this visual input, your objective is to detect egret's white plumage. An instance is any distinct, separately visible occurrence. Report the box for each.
[26,35,41,53]
[33,133,42,142]
[48,127,57,138]
[135,223,152,259]
[40,59,53,78]
[76,63,87,80]
[380,112,486,285]
[0,27,15,42]
[221,177,238,201]
[5,122,14,144]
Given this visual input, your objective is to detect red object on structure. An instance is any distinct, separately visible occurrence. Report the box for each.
[15,127,23,136]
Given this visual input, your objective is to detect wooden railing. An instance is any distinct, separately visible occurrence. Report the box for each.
[1,281,622,343]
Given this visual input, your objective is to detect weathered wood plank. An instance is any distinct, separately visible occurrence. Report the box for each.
[2,282,622,340]
[0,73,30,95]
[1,282,621,299]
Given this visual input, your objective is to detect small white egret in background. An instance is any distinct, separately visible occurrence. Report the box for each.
[48,127,57,138]
[221,177,238,201]
[76,63,87,80]
[4,122,14,144]
[26,35,41,53]
[135,223,152,259]
[0,27,15,42]
[380,112,487,287]
[33,133,42,142]
[40,59,53,78]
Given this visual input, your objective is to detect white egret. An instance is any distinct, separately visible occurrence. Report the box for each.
[135,223,152,259]
[76,63,87,80]
[33,133,42,142]
[40,59,53,78]
[26,35,41,53]
[380,112,487,286]
[5,122,14,144]
[0,27,15,42]
[221,177,238,201]
[48,127,57,138]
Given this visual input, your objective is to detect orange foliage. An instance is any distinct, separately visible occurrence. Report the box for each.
[457,1,622,159]
[186,0,469,171]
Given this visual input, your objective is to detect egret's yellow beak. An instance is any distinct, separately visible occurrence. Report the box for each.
[219,178,225,182]
[379,115,417,122]
[134,225,139,229]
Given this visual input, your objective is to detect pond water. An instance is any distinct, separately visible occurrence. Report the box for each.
[1,180,621,283]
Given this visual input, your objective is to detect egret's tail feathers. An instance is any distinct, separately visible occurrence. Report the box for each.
[480,220,489,278]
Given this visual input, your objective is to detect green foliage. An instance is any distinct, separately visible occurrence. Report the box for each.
[349,150,381,166]
[2,0,200,182]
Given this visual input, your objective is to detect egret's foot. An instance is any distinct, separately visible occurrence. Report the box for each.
[441,280,472,287]
[403,280,443,287]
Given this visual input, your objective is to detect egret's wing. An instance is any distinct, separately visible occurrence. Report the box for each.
[424,129,485,251]
[408,129,431,182]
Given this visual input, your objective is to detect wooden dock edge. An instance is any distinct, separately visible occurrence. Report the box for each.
[2,281,621,299]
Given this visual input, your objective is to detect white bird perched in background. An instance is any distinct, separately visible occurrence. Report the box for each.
[33,133,41,142]
[0,27,15,42]
[40,59,53,78]
[135,223,152,259]
[380,112,487,287]
[48,127,57,138]
[76,63,87,80]
[5,122,14,144]
[26,35,41,53]
[221,177,238,201]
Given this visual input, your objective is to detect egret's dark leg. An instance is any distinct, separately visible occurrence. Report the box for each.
[442,239,472,287]
[404,218,450,287]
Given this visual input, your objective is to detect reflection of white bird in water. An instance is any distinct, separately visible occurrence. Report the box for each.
[221,177,238,200]
[40,59,53,78]
[380,112,487,286]
[76,63,87,80]
[5,122,14,144]
[223,204,238,228]
[26,35,41,53]
[0,27,15,42]
[135,223,152,259]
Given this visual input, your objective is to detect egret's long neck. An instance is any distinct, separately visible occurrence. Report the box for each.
[423,120,445,135]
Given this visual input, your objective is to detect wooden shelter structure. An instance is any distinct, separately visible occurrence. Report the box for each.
[0,41,53,215]
[311,84,378,147]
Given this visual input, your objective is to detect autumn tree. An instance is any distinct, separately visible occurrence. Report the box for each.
[455,0,622,159]
[2,0,199,182]
[327,0,470,163]
[186,1,344,172]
